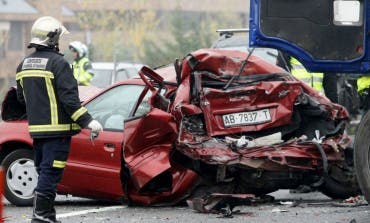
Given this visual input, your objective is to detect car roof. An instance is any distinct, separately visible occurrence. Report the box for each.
[212,29,279,65]
[211,29,250,48]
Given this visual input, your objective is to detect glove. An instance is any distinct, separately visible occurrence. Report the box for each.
[87,120,103,133]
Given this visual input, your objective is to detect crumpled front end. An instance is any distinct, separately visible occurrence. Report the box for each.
[171,49,352,196]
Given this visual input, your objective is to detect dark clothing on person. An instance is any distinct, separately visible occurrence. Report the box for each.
[33,137,71,197]
[16,46,92,138]
[16,45,92,223]
[323,73,339,103]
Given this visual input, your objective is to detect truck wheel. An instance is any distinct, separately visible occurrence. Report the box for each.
[1,149,37,206]
[354,110,370,202]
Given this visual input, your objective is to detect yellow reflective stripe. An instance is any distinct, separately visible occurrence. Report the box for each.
[291,64,305,70]
[53,160,66,168]
[313,76,323,83]
[71,107,87,121]
[290,58,305,69]
[72,123,80,130]
[16,70,58,124]
[19,78,23,88]
[45,77,58,124]
[290,58,323,92]
[313,82,323,91]
[33,29,49,36]
[29,123,80,132]
[16,70,54,80]
[297,77,312,84]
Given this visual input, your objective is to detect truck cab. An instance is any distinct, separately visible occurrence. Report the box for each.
[249,0,370,203]
[249,0,368,73]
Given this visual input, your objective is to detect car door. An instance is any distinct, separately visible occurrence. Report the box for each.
[249,0,368,73]
[122,67,178,191]
[59,84,146,200]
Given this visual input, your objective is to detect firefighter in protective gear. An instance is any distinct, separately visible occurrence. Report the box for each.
[16,16,103,223]
[69,41,94,86]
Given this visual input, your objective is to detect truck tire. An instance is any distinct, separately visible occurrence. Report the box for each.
[354,110,370,202]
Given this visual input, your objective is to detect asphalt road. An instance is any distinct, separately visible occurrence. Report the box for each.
[3,190,369,223]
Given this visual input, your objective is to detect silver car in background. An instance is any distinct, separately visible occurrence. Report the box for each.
[90,62,144,88]
[211,28,279,65]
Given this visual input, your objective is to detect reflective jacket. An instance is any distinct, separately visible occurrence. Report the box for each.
[72,57,93,86]
[290,57,324,92]
[16,47,92,138]
[357,76,370,94]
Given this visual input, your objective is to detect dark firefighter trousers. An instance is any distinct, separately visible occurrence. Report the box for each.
[33,137,71,198]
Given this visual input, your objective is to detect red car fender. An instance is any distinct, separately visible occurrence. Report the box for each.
[0,122,32,147]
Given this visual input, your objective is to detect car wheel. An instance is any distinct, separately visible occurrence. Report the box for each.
[1,149,37,206]
[319,175,360,200]
[354,110,370,203]
[319,147,360,199]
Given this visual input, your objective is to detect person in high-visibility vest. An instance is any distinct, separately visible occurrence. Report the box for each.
[276,52,339,102]
[69,41,94,86]
[357,75,370,110]
[289,57,324,92]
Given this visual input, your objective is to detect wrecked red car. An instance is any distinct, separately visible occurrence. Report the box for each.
[121,49,360,206]
[0,49,359,208]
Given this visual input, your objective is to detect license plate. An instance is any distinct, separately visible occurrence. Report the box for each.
[222,109,271,127]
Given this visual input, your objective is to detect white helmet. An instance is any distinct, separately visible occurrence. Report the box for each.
[29,16,69,48]
[81,43,89,57]
[69,41,86,58]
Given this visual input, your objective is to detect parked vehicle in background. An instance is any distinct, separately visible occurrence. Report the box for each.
[90,62,144,88]
[211,28,279,65]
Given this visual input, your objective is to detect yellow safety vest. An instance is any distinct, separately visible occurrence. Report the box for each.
[357,76,370,94]
[72,57,93,86]
[290,57,324,92]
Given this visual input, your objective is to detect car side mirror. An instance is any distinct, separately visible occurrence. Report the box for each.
[139,66,163,84]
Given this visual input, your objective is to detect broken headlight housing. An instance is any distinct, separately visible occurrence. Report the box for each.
[182,114,206,135]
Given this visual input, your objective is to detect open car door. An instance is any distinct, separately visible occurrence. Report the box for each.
[249,0,369,73]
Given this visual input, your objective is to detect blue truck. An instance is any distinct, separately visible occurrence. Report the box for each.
[249,0,370,202]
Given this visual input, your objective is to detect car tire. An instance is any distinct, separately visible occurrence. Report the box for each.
[354,110,370,203]
[319,175,360,200]
[319,147,360,200]
[1,149,37,206]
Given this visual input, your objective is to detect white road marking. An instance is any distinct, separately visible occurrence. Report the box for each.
[56,205,128,219]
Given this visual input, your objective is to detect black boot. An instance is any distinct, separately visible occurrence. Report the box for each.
[31,192,61,223]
